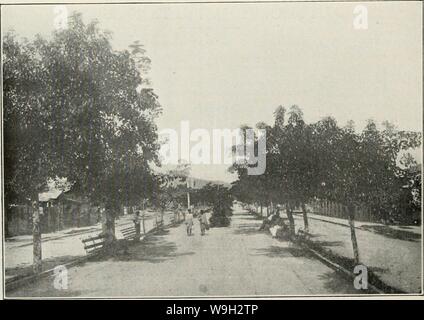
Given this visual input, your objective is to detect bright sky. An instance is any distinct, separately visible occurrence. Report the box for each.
[2,1,422,182]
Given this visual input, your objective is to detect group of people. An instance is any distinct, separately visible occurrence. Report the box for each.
[131,206,210,238]
[184,208,209,236]
[259,205,289,239]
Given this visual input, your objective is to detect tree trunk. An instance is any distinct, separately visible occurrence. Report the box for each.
[347,204,360,265]
[260,204,263,216]
[301,203,309,232]
[285,203,296,238]
[57,204,63,231]
[32,201,42,274]
[134,217,141,242]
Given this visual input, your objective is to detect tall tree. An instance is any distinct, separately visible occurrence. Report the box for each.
[3,13,162,270]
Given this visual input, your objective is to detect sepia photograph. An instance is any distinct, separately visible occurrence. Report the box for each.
[0,0,422,300]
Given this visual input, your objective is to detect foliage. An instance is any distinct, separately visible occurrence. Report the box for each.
[191,183,233,227]
[231,105,422,223]
[150,163,191,212]
[3,13,162,223]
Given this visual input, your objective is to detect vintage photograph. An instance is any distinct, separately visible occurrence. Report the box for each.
[1,1,422,298]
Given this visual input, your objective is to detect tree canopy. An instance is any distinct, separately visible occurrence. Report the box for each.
[3,13,162,213]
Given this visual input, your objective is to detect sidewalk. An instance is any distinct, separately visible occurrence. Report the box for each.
[300,212,421,236]
[5,211,174,282]
[292,212,422,293]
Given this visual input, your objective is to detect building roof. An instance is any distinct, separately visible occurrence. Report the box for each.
[38,189,63,202]
[38,179,72,202]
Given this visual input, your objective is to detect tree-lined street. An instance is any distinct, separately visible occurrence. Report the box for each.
[2,5,421,298]
[7,207,362,297]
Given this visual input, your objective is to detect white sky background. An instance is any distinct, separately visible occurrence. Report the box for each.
[2,2,422,182]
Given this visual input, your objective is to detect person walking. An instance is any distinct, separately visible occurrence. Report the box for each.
[133,210,141,242]
[198,210,209,236]
[185,208,194,236]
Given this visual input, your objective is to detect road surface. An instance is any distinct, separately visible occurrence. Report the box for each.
[7,208,362,297]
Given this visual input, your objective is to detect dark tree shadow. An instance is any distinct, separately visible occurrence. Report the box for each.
[111,232,195,263]
[233,222,266,236]
[252,245,316,260]
[316,271,369,294]
[310,240,344,247]
[360,225,421,242]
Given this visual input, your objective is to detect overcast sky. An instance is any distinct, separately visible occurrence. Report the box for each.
[2,2,422,182]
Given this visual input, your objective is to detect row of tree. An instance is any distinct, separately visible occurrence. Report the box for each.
[3,13,165,272]
[230,105,421,264]
[190,183,234,227]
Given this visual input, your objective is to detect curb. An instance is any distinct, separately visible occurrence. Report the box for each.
[5,255,93,293]
[299,242,385,294]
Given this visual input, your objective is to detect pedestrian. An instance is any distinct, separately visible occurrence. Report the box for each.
[185,208,194,236]
[198,210,209,236]
[182,205,186,221]
[133,210,141,241]
[275,204,281,217]
[176,204,182,222]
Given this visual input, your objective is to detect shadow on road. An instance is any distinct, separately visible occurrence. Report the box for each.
[112,230,195,263]
[252,245,316,260]
[232,223,267,236]
[317,272,365,294]
[310,240,344,247]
